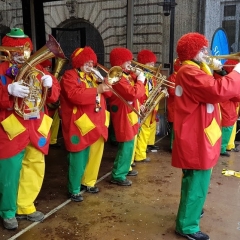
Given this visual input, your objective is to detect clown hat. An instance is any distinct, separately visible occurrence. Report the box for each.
[177,32,208,61]
[6,28,28,38]
[137,49,157,64]
[110,47,133,67]
[2,28,33,51]
[71,46,97,69]
[223,59,238,73]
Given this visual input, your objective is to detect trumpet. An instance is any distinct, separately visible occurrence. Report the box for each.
[95,63,141,117]
[130,60,175,88]
[206,52,240,69]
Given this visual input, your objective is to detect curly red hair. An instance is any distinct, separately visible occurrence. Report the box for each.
[71,47,97,68]
[177,32,208,61]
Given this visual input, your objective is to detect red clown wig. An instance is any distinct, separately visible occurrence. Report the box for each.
[71,47,97,69]
[137,49,157,64]
[176,32,209,61]
[110,47,133,67]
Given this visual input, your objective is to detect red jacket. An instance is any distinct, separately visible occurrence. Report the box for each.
[60,69,111,152]
[0,61,60,159]
[108,73,145,142]
[172,61,240,170]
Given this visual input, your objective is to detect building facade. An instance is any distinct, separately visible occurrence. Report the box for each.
[0,0,239,73]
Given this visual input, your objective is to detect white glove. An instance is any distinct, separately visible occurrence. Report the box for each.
[8,82,30,98]
[233,63,240,74]
[137,72,145,83]
[161,88,169,97]
[135,68,142,76]
[210,58,222,70]
[41,75,53,88]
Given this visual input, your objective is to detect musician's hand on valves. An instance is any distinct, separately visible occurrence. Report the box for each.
[97,83,110,94]
[211,58,223,71]
[8,82,29,98]
[233,63,240,74]
[41,75,53,88]
[161,88,169,97]
[137,72,145,83]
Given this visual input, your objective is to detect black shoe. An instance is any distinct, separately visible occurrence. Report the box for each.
[147,145,160,150]
[135,157,151,163]
[16,211,44,222]
[200,209,204,218]
[110,178,132,186]
[175,230,210,240]
[227,147,239,152]
[81,185,99,193]
[127,170,138,176]
[69,193,83,202]
[220,152,230,157]
[3,217,18,230]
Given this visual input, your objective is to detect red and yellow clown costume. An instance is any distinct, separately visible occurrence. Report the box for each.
[134,49,159,161]
[108,47,145,184]
[172,32,240,237]
[0,29,60,222]
[167,58,181,150]
[214,60,240,154]
[60,47,111,196]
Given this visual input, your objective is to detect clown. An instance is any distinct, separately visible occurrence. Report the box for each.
[134,49,160,163]
[172,32,240,240]
[108,47,145,186]
[0,28,60,230]
[213,59,240,157]
[60,46,111,201]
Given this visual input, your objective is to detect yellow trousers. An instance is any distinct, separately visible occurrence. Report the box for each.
[135,114,153,161]
[227,106,239,150]
[17,144,45,214]
[81,136,104,187]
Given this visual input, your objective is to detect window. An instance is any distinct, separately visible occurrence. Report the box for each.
[221,1,240,53]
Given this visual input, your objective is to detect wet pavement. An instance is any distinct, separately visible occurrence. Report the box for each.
[1,134,240,240]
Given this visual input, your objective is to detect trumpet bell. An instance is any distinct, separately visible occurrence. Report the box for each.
[108,66,123,85]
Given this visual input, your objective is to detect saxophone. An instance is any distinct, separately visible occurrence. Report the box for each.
[14,35,66,120]
[139,77,168,127]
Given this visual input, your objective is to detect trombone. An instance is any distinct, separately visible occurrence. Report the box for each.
[92,63,141,117]
[131,60,175,88]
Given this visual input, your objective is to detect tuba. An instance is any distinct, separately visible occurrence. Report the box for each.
[14,35,66,120]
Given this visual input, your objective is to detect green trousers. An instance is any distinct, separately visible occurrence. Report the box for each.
[221,126,233,153]
[68,148,90,194]
[0,150,24,219]
[111,139,134,181]
[176,169,212,234]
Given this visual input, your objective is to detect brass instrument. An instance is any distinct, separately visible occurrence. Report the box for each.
[96,63,141,117]
[131,60,175,88]
[130,61,171,126]
[52,57,69,79]
[140,87,167,126]
[0,42,31,62]
[206,52,240,69]
[14,35,66,119]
